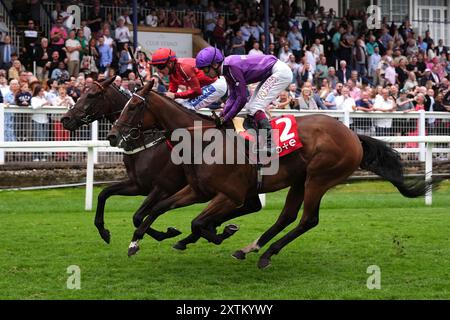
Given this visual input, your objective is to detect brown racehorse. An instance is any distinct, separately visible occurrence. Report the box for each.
[108,81,437,269]
[61,77,261,245]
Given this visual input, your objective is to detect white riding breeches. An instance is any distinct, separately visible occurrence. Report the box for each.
[244,60,293,116]
[176,76,227,110]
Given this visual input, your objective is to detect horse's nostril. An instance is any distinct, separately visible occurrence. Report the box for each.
[107,134,118,146]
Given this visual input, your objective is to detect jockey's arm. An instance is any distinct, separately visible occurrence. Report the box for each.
[222,67,247,122]
[174,64,202,99]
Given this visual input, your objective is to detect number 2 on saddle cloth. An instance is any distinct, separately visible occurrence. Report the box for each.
[234,114,303,158]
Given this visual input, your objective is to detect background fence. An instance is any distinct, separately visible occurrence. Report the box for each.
[1,105,450,166]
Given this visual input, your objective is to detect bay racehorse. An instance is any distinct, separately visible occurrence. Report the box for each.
[108,81,437,268]
[61,77,261,244]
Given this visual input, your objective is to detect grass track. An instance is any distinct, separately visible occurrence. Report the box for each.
[0,181,450,299]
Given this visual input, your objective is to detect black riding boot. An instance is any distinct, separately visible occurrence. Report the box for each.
[257,118,276,157]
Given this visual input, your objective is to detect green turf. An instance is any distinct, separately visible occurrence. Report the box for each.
[0,180,450,300]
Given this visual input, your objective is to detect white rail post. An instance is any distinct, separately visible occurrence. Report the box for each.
[425,142,433,206]
[91,121,99,164]
[85,146,94,210]
[343,109,350,128]
[0,103,4,164]
[419,110,426,162]
[259,194,266,208]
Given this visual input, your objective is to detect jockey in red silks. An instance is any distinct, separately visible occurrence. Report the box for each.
[195,46,293,156]
[149,47,227,110]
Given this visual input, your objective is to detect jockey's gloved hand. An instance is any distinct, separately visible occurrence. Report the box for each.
[215,116,225,128]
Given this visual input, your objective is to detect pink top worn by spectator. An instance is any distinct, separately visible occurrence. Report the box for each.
[50,26,67,45]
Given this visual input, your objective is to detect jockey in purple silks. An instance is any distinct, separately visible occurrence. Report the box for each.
[195,47,293,156]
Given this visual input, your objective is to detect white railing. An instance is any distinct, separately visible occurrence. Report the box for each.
[1,136,448,209]
[2,105,450,165]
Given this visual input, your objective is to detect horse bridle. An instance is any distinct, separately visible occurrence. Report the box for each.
[115,92,148,142]
[80,82,127,124]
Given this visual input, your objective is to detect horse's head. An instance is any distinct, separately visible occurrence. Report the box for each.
[107,79,156,147]
[61,76,122,131]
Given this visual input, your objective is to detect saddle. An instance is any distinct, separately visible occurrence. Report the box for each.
[232,115,303,160]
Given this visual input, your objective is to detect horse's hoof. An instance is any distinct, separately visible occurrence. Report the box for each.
[232,250,246,260]
[166,227,182,238]
[172,242,187,251]
[99,229,111,244]
[128,244,140,257]
[257,257,271,269]
[224,224,240,236]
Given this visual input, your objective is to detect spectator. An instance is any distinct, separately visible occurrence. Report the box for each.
[248,41,264,56]
[212,16,226,52]
[66,77,81,102]
[157,9,168,27]
[287,26,303,62]
[45,79,59,105]
[115,18,131,52]
[337,60,351,83]
[168,10,182,28]
[80,20,92,41]
[1,78,15,142]
[230,30,245,55]
[204,4,218,44]
[298,86,318,110]
[403,72,418,91]
[53,85,74,161]
[327,67,338,89]
[8,60,24,81]
[286,54,300,81]
[301,13,316,45]
[278,44,293,64]
[323,83,343,110]
[373,88,396,135]
[30,85,51,161]
[315,56,328,85]
[287,83,300,109]
[22,20,39,70]
[146,9,158,27]
[119,42,133,78]
[353,90,374,134]
[49,18,67,57]
[51,61,70,83]
[335,86,355,113]
[65,30,82,77]
[97,36,112,76]
[87,3,104,38]
[118,9,133,26]
[273,90,292,109]
[47,51,62,79]
[76,29,89,62]
[35,38,51,81]
[353,39,367,77]
[0,35,17,70]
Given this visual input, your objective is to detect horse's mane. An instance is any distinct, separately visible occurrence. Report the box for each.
[110,83,132,100]
[151,90,216,123]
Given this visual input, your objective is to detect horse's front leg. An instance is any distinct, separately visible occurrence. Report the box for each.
[95,180,143,243]
[128,185,202,256]
[173,194,262,250]
[129,186,182,242]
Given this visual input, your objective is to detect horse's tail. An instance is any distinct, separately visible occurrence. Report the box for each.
[357,134,439,198]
